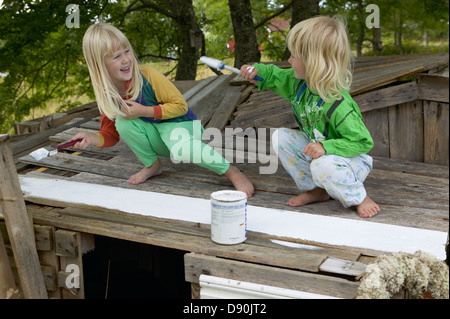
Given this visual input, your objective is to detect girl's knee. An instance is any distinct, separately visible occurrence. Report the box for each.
[310,155,340,179]
[271,128,297,154]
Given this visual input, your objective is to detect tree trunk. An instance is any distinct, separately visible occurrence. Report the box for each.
[282,0,320,60]
[228,0,260,68]
[372,27,383,55]
[167,0,202,80]
[126,0,202,80]
[356,1,365,57]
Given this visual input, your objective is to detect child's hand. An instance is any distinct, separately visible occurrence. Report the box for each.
[70,132,95,149]
[122,100,154,119]
[304,142,326,159]
[240,64,258,84]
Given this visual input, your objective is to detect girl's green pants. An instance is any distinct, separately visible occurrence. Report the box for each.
[115,117,230,175]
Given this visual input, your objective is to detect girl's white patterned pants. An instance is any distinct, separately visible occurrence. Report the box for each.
[272,128,373,207]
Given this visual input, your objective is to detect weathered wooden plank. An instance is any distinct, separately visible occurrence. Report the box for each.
[354,82,420,113]
[34,225,53,251]
[79,120,101,131]
[424,101,449,166]
[0,227,18,298]
[182,76,218,102]
[172,80,199,95]
[30,206,329,273]
[184,253,360,299]
[231,104,292,129]
[206,85,243,131]
[35,223,61,298]
[418,74,449,103]
[19,152,138,179]
[24,180,361,261]
[63,170,449,233]
[189,74,235,125]
[235,94,289,114]
[19,175,447,259]
[351,53,449,95]
[55,230,78,257]
[319,257,367,277]
[372,156,449,178]
[10,118,91,158]
[20,138,449,191]
[253,109,297,129]
[0,134,48,299]
[388,100,424,163]
[18,147,448,229]
[363,108,390,158]
[57,230,86,298]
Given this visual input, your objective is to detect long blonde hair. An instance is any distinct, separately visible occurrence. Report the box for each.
[286,16,353,103]
[82,23,143,120]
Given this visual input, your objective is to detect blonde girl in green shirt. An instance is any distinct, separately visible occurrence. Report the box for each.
[241,16,379,217]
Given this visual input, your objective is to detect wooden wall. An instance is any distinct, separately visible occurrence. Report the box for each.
[359,74,449,166]
[14,102,99,135]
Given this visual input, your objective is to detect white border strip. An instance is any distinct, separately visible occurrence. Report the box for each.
[199,274,339,299]
[19,176,447,260]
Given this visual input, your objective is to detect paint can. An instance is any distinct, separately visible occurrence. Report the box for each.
[210,190,247,245]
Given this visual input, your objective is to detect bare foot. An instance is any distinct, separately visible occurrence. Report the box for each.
[287,188,330,207]
[356,196,380,218]
[223,165,254,198]
[128,158,163,185]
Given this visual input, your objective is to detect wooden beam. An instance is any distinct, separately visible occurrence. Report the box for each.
[0,135,48,298]
[0,229,18,298]
[418,74,449,103]
[319,257,367,277]
[10,117,91,158]
[354,82,420,113]
[184,253,360,299]
[206,85,243,131]
[189,74,235,124]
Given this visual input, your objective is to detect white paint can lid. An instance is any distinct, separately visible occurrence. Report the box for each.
[211,190,247,202]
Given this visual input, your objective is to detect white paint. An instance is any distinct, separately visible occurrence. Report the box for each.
[271,239,323,250]
[19,176,448,260]
[199,274,339,299]
[210,190,247,245]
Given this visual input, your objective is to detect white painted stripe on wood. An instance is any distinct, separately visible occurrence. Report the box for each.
[199,274,340,299]
[19,176,447,260]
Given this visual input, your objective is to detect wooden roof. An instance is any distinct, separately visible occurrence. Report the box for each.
[177,53,449,133]
[4,53,449,299]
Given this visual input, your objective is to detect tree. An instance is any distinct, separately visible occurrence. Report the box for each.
[228,0,261,67]
[0,0,103,134]
[123,0,202,80]
[194,0,233,59]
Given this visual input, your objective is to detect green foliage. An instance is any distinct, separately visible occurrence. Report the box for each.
[0,0,448,134]
[194,0,292,61]
[194,0,233,59]
[321,0,449,55]
[0,0,102,133]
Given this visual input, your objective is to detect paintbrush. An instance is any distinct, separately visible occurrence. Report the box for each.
[29,138,83,161]
[199,56,264,81]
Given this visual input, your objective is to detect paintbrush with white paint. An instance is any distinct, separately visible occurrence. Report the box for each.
[29,138,83,161]
[200,56,264,81]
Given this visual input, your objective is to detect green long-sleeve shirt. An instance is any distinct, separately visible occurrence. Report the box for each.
[254,63,373,158]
